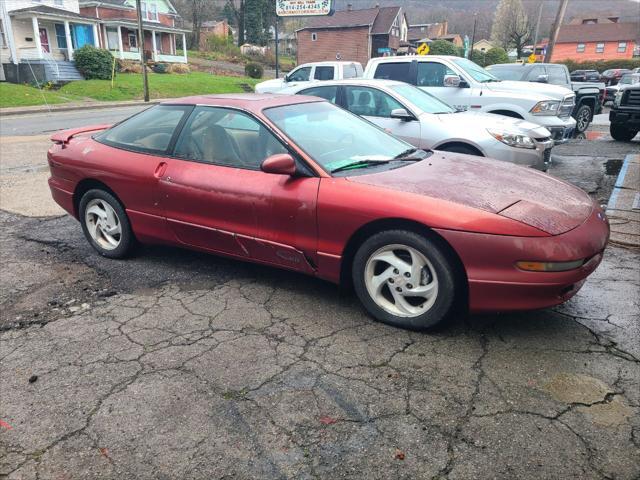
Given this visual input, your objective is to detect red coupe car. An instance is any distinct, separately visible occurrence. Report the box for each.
[48,94,609,330]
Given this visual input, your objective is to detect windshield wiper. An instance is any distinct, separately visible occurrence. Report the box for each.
[330,159,391,173]
[393,148,430,161]
[480,78,501,83]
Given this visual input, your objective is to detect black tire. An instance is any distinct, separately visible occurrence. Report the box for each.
[573,104,592,133]
[79,189,135,259]
[610,124,638,142]
[351,230,459,330]
[438,144,482,156]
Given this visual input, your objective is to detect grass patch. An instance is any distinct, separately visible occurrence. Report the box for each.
[59,72,258,101]
[0,83,76,108]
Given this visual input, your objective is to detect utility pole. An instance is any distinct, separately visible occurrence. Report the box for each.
[468,13,477,59]
[544,0,569,63]
[532,1,544,59]
[274,16,279,79]
[135,0,150,102]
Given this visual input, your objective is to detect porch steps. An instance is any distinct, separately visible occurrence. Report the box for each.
[44,61,84,83]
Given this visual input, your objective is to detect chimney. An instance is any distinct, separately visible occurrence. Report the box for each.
[347,3,353,10]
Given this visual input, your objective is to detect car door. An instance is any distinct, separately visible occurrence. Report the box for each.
[415,60,474,111]
[284,66,313,89]
[342,85,422,146]
[158,106,320,272]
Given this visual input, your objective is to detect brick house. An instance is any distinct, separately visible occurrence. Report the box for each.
[550,17,640,62]
[407,22,447,44]
[199,19,230,49]
[79,0,190,63]
[296,6,408,68]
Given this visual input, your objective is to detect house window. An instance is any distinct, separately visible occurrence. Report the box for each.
[106,27,119,50]
[576,43,585,52]
[311,32,317,41]
[595,43,604,53]
[618,42,627,53]
[142,2,159,22]
[54,23,67,49]
[128,32,138,52]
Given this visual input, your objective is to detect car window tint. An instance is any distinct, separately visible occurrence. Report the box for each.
[299,86,338,103]
[416,62,456,87]
[95,105,192,154]
[289,67,311,81]
[374,62,411,82]
[548,66,568,85]
[343,63,358,79]
[525,66,546,81]
[344,86,403,117]
[314,66,334,80]
[173,106,287,169]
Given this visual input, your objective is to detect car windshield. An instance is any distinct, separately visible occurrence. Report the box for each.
[450,57,500,83]
[619,74,639,85]
[390,84,455,114]
[264,101,415,175]
[486,65,525,81]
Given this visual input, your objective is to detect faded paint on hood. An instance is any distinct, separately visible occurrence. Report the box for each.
[346,152,593,235]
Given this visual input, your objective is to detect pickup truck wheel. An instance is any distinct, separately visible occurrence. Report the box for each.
[610,124,638,142]
[574,105,592,133]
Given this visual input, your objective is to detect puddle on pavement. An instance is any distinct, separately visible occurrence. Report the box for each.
[543,373,632,426]
[605,158,623,176]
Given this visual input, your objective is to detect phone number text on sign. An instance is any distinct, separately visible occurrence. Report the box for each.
[276,0,332,16]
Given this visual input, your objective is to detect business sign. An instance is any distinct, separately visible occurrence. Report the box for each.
[276,0,333,17]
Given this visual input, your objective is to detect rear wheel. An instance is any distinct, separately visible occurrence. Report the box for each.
[573,104,592,133]
[352,230,458,330]
[79,189,134,259]
[610,124,638,142]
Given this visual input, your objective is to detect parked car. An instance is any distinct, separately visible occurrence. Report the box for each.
[281,79,554,170]
[570,69,600,82]
[609,84,640,141]
[486,63,604,133]
[48,94,608,330]
[604,73,640,104]
[255,61,363,93]
[363,55,577,143]
[600,68,633,86]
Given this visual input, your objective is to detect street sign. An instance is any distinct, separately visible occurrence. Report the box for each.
[527,53,537,63]
[417,43,429,55]
[276,0,333,17]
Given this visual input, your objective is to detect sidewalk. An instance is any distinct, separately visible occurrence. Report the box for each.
[0,98,165,116]
[606,153,640,247]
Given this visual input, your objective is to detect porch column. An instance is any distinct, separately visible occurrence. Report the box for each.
[92,24,100,47]
[64,21,73,60]
[151,30,157,61]
[103,26,109,51]
[117,25,124,59]
[182,33,187,63]
[32,16,43,59]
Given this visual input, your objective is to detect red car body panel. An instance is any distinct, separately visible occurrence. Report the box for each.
[48,94,610,314]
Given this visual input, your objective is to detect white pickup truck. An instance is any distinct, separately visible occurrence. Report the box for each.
[363,55,577,143]
[255,61,363,94]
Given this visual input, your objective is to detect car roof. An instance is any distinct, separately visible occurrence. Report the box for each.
[162,93,322,113]
[288,79,406,89]
[298,61,359,67]
[368,55,461,63]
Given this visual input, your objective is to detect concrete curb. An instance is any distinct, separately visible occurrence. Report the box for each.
[0,99,162,116]
[606,153,640,248]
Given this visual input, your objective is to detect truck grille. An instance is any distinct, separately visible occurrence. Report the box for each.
[558,95,575,117]
[622,89,640,106]
[543,148,552,165]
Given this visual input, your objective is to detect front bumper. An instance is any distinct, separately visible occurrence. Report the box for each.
[482,139,553,171]
[610,109,640,129]
[435,204,610,313]
[532,116,576,144]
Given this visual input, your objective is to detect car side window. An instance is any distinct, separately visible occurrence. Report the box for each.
[299,86,338,103]
[344,86,403,118]
[314,66,334,80]
[95,105,192,154]
[288,67,311,81]
[343,63,358,79]
[173,107,287,170]
[374,62,411,82]
[416,62,456,87]
[526,66,546,81]
[548,66,568,85]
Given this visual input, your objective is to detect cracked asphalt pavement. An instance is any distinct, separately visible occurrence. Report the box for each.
[1,110,639,479]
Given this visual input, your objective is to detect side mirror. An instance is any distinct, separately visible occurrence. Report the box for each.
[443,74,461,87]
[390,108,415,121]
[261,153,296,175]
[535,74,549,83]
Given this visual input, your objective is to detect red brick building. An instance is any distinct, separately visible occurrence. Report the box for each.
[550,17,639,62]
[199,20,230,49]
[296,6,408,68]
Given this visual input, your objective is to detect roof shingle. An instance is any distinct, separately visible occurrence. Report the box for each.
[557,21,640,43]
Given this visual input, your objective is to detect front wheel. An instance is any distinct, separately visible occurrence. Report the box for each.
[573,104,592,133]
[352,230,459,330]
[610,124,638,142]
[438,144,482,156]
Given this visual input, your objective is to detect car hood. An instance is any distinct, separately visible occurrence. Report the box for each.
[484,80,573,99]
[346,152,593,235]
[255,78,287,93]
[435,111,550,136]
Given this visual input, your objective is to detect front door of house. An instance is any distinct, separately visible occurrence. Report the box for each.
[39,28,50,53]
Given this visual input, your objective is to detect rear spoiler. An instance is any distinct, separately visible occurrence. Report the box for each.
[50,124,111,145]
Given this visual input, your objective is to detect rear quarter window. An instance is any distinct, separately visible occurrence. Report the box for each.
[374,62,411,82]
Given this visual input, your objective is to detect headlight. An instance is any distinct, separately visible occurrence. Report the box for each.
[487,129,536,149]
[530,100,560,115]
[613,91,624,107]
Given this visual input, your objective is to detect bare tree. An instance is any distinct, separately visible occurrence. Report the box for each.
[172,0,220,49]
[491,0,532,58]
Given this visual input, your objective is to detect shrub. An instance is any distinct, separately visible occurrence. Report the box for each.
[556,58,640,73]
[167,63,191,74]
[152,63,169,74]
[471,47,509,67]
[118,60,143,73]
[428,40,459,56]
[74,45,115,80]
[245,62,263,79]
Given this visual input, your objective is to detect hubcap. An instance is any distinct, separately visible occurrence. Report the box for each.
[85,199,121,250]
[364,244,438,318]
